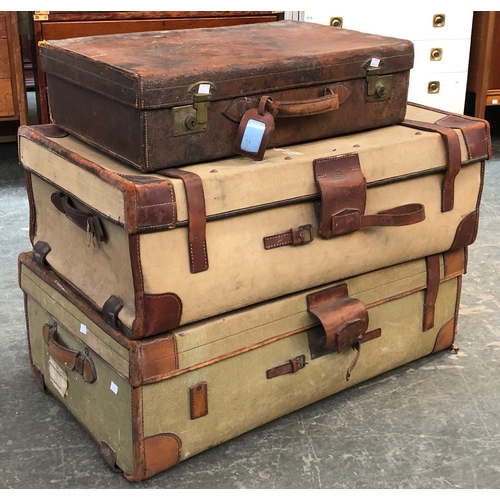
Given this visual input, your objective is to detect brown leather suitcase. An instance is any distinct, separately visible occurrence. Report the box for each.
[39,20,414,171]
[20,247,466,481]
[18,103,490,340]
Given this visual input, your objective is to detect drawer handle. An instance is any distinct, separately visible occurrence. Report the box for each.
[43,323,97,384]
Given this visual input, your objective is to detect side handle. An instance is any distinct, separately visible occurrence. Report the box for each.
[42,323,97,384]
[51,191,105,243]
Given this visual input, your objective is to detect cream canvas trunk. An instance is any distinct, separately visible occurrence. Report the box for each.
[18,103,490,339]
[20,248,465,482]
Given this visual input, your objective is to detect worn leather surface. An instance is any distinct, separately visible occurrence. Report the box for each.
[40,20,413,171]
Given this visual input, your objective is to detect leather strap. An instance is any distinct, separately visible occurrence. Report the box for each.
[314,153,425,237]
[423,254,441,331]
[402,119,462,212]
[42,323,97,384]
[263,224,313,249]
[157,168,208,273]
[266,355,307,379]
[313,153,366,239]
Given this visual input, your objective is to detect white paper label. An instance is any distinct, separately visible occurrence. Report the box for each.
[49,357,68,398]
[110,381,119,395]
[80,324,87,334]
[493,99,499,105]
[198,83,211,94]
[370,58,380,68]
[241,119,265,153]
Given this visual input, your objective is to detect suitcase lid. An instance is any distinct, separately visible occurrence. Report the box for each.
[17,104,490,235]
[39,20,414,109]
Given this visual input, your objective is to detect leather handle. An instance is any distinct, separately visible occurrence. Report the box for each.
[360,203,426,227]
[42,323,97,384]
[223,86,347,123]
[51,191,105,242]
[265,88,340,118]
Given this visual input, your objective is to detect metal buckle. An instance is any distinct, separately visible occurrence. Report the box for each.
[298,224,314,244]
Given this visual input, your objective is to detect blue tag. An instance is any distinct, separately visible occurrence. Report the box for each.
[240,119,266,154]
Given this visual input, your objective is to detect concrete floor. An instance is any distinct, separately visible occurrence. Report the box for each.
[1,101,500,489]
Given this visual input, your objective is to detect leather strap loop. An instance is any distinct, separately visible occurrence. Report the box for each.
[157,169,208,274]
[42,323,97,384]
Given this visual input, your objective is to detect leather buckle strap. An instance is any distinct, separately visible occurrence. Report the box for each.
[263,224,314,249]
[266,355,307,379]
[402,118,462,212]
[157,168,209,273]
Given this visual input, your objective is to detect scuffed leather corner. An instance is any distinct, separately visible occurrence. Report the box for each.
[432,317,456,353]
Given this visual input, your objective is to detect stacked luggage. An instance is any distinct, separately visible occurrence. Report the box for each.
[17,20,491,481]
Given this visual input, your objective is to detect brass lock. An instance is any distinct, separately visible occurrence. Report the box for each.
[173,81,216,136]
[364,62,393,102]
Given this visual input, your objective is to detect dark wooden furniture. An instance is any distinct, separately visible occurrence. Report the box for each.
[32,11,284,124]
[466,11,500,119]
[0,11,28,141]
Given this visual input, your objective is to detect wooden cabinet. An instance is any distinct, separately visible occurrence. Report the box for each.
[466,11,500,118]
[0,11,28,140]
[32,11,284,124]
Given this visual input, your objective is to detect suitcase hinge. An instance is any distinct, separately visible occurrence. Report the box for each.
[364,60,392,102]
[173,81,216,136]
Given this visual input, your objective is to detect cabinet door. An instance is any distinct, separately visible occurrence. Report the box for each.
[0,14,15,117]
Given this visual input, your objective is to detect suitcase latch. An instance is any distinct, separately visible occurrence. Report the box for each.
[364,60,392,102]
[173,81,216,136]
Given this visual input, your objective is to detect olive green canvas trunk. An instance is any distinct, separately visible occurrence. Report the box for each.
[17,103,490,341]
[20,248,465,482]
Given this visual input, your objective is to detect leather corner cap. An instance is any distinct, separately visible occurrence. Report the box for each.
[432,317,456,353]
[449,211,479,251]
[132,293,182,339]
[143,433,182,480]
[130,335,178,385]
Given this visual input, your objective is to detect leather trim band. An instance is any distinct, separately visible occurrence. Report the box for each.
[423,254,440,331]
[157,168,208,273]
[402,118,462,212]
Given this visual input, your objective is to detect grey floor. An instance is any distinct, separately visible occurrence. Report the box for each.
[1,97,500,489]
